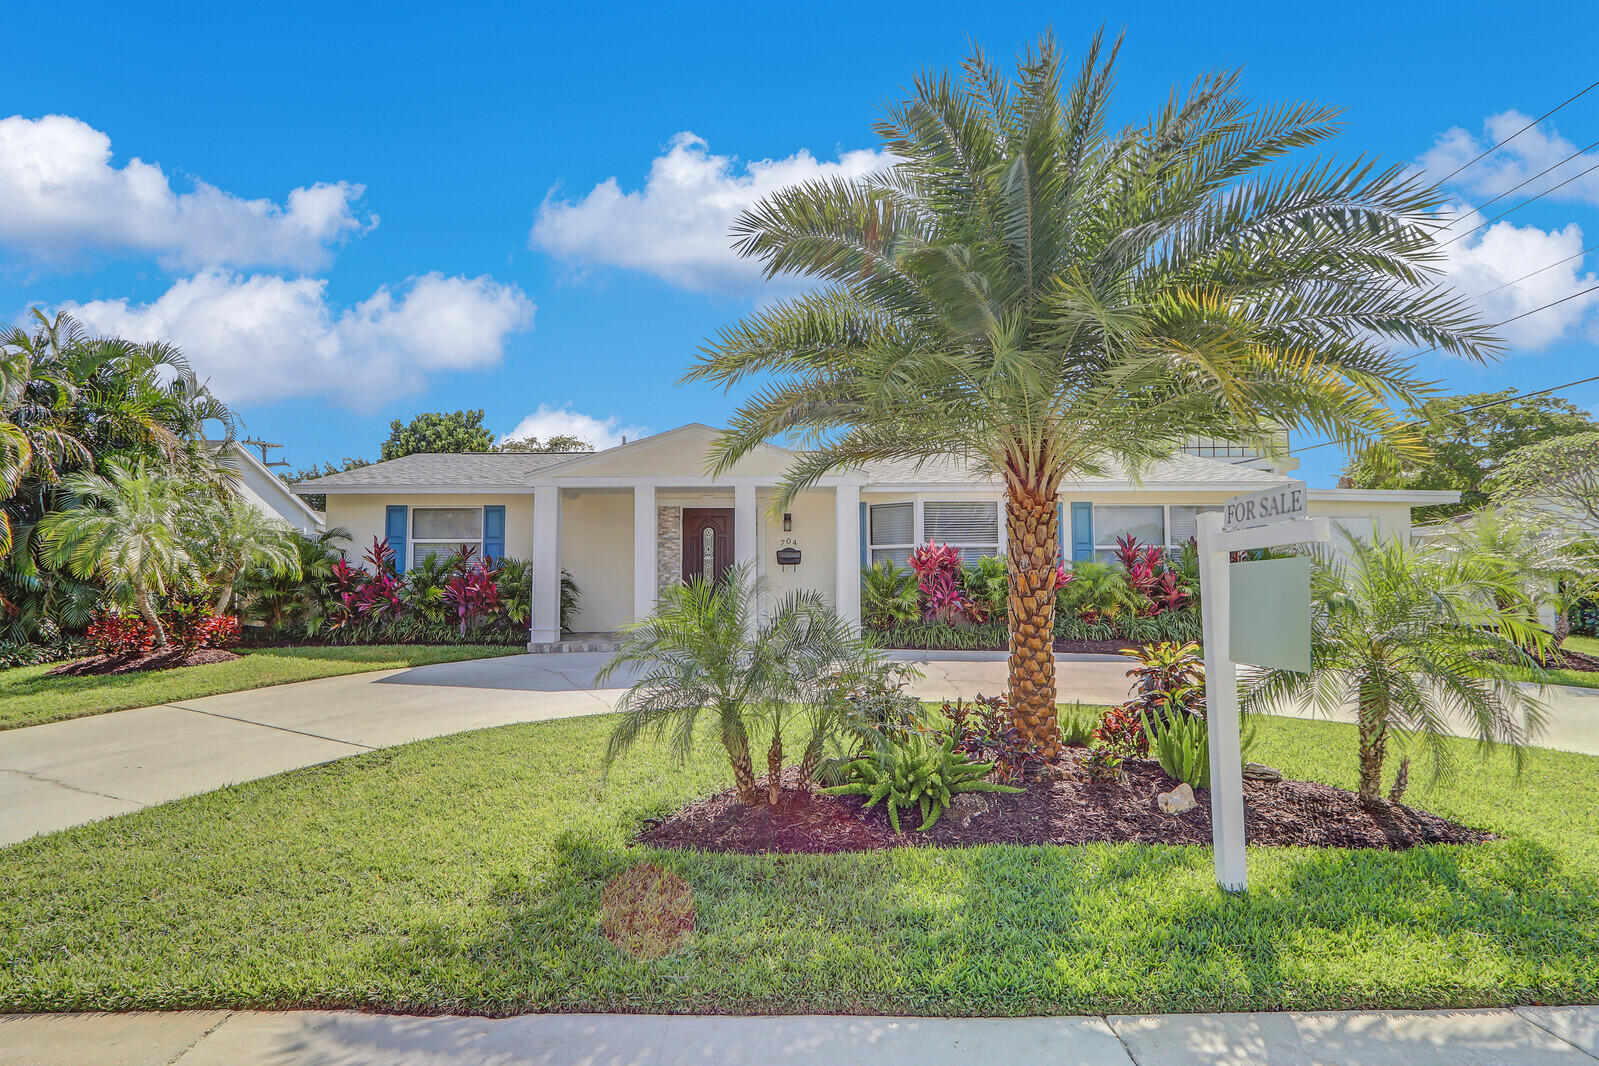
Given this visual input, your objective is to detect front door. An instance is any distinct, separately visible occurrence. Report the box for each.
[682,508,734,585]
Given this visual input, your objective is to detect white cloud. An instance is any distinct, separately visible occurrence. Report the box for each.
[530,132,892,292]
[1432,205,1599,349]
[502,405,648,451]
[63,271,534,407]
[1420,111,1599,207]
[0,114,375,271]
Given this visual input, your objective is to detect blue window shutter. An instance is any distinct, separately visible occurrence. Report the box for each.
[1071,502,1094,561]
[483,505,506,561]
[385,505,408,574]
[859,502,868,571]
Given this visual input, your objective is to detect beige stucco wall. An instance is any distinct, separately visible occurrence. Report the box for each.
[1307,498,1414,546]
[559,490,633,632]
[322,493,536,566]
[759,489,839,608]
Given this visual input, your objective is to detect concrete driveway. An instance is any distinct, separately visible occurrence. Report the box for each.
[2,650,1595,848]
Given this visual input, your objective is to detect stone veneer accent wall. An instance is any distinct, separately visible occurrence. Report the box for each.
[656,505,682,600]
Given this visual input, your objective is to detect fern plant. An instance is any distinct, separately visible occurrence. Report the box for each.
[822,733,1021,832]
[860,561,919,629]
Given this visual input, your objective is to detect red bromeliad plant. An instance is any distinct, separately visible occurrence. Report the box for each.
[908,541,982,624]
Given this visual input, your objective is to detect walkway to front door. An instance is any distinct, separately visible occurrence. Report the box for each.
[682,507,733,584]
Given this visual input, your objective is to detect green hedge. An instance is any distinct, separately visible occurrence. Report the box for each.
[868,609,1201,650]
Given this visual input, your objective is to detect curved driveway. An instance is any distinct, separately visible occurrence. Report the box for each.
[1,651,1594,848]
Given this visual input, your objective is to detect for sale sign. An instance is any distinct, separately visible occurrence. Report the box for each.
[1223,480,1307,531]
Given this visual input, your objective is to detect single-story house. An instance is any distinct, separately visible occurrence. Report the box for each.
[212,440,326,535]
[293,423,1458,647]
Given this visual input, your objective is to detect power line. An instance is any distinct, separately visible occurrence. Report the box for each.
[1433,78,1599,185]
[1441,155,1599,246]
[1227,279,1599,464]
[1441,135,1599,229]
[1478,243,1597,296]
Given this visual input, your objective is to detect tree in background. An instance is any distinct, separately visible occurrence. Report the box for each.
[1490,430,1599,531]
[1344,391,1598,521]
[380,409,495,460]
[495,433,594,453]
[686,33,1493,755]
[281,457,371,513]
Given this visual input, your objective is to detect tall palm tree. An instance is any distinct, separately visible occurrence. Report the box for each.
[600,564,888,805]
[1247,533,1549,807]
[686,34,1496,754]
[38,460,198,645]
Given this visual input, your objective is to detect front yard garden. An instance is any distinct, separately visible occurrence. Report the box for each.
[0,644,522,730]
[0,709,1593,1016]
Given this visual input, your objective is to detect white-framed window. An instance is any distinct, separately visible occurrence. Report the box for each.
[1089,503,1220,561]
[411,506,483,569]
[867,502,914,570]
[923,501,1001,563]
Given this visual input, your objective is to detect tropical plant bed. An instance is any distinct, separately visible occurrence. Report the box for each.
[46,647,241,677]
[637,752,1486,855]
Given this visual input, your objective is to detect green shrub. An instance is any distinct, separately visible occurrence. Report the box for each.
[1060,701,1096,746]
[861,562,919,628]
[1142,710,1210,788]
[868,620,1008,650]
[822,733,1022,832]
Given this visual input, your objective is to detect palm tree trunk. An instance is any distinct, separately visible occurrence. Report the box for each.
[1356,681,1388,807]
[1005,486,1061,759]
[767,731,783,805]
[135,586,168,647]
[798,729,826,792]
[722,723,761,805]
[213,568,242,616]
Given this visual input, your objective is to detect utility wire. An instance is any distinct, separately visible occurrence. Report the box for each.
[1441,156,1599,246]
[1228,279,1599,464]
[1441,135,1599,228]
[1478,243,1598,296]
[1433,78,1599,185]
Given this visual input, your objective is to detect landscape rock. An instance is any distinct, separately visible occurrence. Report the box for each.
[947,793,993,827]
[1243,761,1283,783]
[1157,782,1196,814]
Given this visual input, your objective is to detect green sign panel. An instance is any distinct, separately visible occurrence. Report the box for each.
[1228,555,1311,673]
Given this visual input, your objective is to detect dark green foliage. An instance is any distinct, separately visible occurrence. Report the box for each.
[869,621,1010,650]
[822,733,1022,832]
[1142,710,1210,788]
[380,410,495,461]
[860,561,919,629]
[959,555,1010,620]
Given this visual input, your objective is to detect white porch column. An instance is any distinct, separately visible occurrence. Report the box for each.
[733,483,758,573]
[633,483,656,621]
[835,483,861,632]
[530,485,562,646]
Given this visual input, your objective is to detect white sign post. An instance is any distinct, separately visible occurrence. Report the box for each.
[1197,480,1328,893]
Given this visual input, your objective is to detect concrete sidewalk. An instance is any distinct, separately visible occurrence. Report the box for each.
[1,1006,1596,1065]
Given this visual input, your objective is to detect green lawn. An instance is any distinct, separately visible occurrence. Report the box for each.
[1478,633,1599,691]
[0,711,1595,1016]
[0,644,524,730]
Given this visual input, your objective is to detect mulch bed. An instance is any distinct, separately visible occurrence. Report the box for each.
[637,754,1489,855]
[47,647,240,677]
[1549,645,1599,673]
[1052,637,1150,655]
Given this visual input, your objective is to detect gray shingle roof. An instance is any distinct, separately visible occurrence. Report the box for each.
[292,451,581,490]
[857,452,1289,488]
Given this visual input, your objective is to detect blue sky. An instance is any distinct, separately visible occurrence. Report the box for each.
[4,0,1597,486]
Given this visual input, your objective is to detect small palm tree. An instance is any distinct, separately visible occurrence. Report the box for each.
[686,34,1493,756]
[200,500,303,616]
[38,460,198,645]
[1247,533,1550,807]
[600,564,888,805]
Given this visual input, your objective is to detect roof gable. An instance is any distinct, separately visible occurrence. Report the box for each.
[543,424,800,481]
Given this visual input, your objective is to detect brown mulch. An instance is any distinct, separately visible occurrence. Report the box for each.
[1549,645,1599,673]
[1052,637,1150,655]
[47,647,240,677]
[637,753,1489,855]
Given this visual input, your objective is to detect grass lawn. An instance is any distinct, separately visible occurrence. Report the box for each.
[0,644,524,731]
[0,711,1595,1016]
[1478,632,1599,691]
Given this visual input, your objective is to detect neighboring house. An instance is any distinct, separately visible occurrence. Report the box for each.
[293,423,1457,647]
[210,440,326,535]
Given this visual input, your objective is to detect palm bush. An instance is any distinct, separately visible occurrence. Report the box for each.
[196,499,302,615]
[600,564,891,805]
[686,33,1494,756]
[861,560,919,628]
[39,460,198,645]
[1247,534,1551,807]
